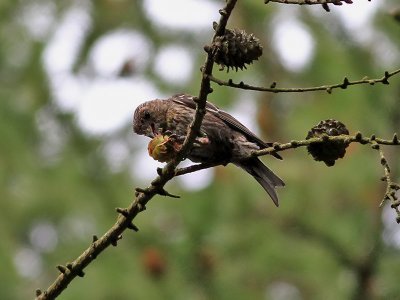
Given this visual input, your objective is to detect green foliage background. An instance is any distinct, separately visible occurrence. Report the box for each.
[1,1,400,299]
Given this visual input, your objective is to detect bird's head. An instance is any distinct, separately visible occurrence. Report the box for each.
[133,100,169,138]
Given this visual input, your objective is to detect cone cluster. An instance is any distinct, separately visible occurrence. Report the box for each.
[306,119,349,167]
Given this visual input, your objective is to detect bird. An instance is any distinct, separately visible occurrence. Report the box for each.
[133,93,284,206]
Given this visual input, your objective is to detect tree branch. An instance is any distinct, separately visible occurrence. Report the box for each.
[35,1,238,299]
[252,133,400,157]
[209,68,400,94]
[373,142,400,222]
[264,0,353,5]
[175,162,222,177]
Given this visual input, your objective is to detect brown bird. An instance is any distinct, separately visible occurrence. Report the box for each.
[133,94,284,206]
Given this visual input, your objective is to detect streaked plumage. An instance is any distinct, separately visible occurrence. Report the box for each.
[133,94,284,206]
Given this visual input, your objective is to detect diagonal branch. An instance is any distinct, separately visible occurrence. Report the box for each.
[209,68,400,94]
[35,1,238,299]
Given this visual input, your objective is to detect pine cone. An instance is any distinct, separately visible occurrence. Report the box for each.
[306,119,349,167]
[211,27,263,72]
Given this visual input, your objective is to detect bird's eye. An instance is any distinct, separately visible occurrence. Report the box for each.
[143,111,151,120]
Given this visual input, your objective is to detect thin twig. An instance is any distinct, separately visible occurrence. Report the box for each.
[252,133,400,157]
[175,162,222,176]
[264,0,352,5]
[372,142,400,223]
[209,69,400,94]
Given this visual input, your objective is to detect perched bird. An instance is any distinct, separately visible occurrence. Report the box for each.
[133,94,284,206]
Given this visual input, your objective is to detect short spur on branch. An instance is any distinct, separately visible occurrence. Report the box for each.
[133,94,285,206]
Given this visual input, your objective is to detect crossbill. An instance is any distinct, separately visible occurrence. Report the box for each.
[133,94,284,206]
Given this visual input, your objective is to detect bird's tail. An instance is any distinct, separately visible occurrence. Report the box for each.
[235,158,284,207]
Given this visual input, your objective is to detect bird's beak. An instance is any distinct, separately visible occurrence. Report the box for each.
[150,123,157,137]
[145,128,154,138]
[145,123,157,138]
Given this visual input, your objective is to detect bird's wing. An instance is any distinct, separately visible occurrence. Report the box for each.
[215,110,283,159]
[171,94,218,111]
[172,94,261,141]
[216,109,269,147]
[172,94,282,159]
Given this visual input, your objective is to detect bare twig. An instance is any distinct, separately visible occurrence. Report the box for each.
[252,133,400,157]
[265,0,354,12]
[264,0,353,5]
[372,142,400,223]
[35,1,238,299]
[175,162,222,177]
[209,69,400,94]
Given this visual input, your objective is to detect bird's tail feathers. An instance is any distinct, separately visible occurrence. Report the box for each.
[235,158,284,207]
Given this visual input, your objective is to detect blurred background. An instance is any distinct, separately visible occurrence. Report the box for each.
[1,0,400,299]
